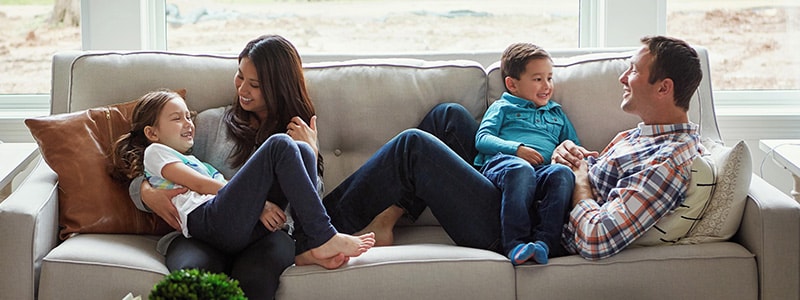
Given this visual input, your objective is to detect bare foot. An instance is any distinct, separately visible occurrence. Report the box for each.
[355,205,403,246]
[310,232,376,260]
[295,251,349,270]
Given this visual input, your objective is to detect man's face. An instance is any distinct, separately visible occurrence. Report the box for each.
[619,47,659,117]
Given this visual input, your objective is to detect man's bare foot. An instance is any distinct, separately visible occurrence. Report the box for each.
[310,232,375,260]
[295,251,349,270]
[355,205,403,246]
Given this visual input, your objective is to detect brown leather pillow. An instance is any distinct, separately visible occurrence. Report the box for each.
[25,91,185,240]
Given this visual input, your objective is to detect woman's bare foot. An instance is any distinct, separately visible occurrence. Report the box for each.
[355,205,404,246]
[295,251,349,270]
[310,232,375,260]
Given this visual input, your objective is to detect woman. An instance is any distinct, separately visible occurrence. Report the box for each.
[130,34,349,300]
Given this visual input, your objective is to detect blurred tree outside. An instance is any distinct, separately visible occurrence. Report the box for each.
[49,0,78,26]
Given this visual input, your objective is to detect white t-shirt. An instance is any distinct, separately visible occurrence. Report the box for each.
[144,143,226,237]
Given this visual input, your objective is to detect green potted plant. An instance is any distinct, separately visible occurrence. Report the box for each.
[149,269,247,300]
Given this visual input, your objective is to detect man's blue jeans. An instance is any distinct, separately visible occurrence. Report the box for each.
[481,154,574,254]
[321,127,503,254]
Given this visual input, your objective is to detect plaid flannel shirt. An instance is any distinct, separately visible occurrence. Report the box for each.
[563,122,702,259]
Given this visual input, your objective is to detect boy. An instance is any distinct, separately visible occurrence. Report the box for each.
[475,43,579,265]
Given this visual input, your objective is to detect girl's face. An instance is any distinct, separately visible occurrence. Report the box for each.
[234,57,268,121]
[145,97,195,153]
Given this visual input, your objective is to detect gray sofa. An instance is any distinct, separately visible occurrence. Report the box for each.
[1,47,798,300]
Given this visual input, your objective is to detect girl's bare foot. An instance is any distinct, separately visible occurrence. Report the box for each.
[310,232,375,260]
[355,205,403,246]
[295,251,349,270]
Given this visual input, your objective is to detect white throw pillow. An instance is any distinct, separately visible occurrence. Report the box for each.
[632,155,715,247]
[678,139,752,244]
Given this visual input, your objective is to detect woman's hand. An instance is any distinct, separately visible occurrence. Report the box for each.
[141,180,185,230]
[260,201,287,232]
[286,115,319,155]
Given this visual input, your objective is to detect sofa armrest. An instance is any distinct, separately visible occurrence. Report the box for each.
[0,158,60,300]
[735,174,800,300]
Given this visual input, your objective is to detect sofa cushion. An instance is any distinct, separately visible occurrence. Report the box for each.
[487,52,641,152]
[632,155,715,246]
[278,243,515,300]
[25,98,175,239]
[679,140,752,244]
[39,234,167,299]
[515,242,756,299]
[303,59,488,196]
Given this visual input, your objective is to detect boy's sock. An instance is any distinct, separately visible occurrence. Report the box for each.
[532,241,549,264]
[508,243,535,266]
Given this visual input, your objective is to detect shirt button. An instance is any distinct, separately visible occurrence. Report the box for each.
[334,149,342,156]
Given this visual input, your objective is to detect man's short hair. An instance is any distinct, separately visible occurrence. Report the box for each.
[640,36,702,111]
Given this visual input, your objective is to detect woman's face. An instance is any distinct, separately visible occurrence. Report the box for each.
[234,57,267,121]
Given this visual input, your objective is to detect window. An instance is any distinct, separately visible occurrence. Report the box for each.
[667,0,800,91]
[164,0,580,54]
[0,0,81,95]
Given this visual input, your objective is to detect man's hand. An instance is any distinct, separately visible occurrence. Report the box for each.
[516,145,544,165]
[287,115,319,155]
[141,181,184,230]
[551,140,599,168]
[570,159,594,208]
[260,201,287,232]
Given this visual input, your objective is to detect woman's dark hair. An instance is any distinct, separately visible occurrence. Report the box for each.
[111,89,182,181]
[224,34,323,176]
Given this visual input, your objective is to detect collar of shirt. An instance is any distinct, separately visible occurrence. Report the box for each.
[501,92,560,110]
[634,122,699,137]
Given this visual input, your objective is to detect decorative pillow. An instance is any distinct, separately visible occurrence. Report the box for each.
[632,155,716,247]
[678,139,752,244]
[24,90,186,240]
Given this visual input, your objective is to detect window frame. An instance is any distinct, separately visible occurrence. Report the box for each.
[0,0,795,115]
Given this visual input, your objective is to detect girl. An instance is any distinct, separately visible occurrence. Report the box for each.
[113,89,375,271]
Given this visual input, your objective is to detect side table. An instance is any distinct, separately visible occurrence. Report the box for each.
[0,143,40,200]
[759,139,800,202]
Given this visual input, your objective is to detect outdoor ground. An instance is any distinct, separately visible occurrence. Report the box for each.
[1,1,798,94]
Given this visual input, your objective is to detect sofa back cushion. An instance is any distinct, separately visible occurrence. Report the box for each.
[487,47,720,152]
[304,59,487,189]
[55,52,488,195]
[57,52,239,114]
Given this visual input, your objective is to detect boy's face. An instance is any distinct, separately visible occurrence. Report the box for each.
[506,58,553,107]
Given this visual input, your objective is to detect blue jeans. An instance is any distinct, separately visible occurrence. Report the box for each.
[187,134,336,254]
[481,154,574,254]
[320,128,503,254]
[417,103,479,164]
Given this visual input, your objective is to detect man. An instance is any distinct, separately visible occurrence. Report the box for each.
[550,35,704,260]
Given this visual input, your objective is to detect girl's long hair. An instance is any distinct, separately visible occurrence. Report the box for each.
[111,89,181,182]
[224,34,323,176]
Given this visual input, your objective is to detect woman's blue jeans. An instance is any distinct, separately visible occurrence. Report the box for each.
[480,154,574,254]
[187,134,336,255]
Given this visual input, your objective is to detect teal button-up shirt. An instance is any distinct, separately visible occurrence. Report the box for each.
[474,92,580,167]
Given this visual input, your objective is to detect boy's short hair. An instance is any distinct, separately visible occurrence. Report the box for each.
[501,43,552,81]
